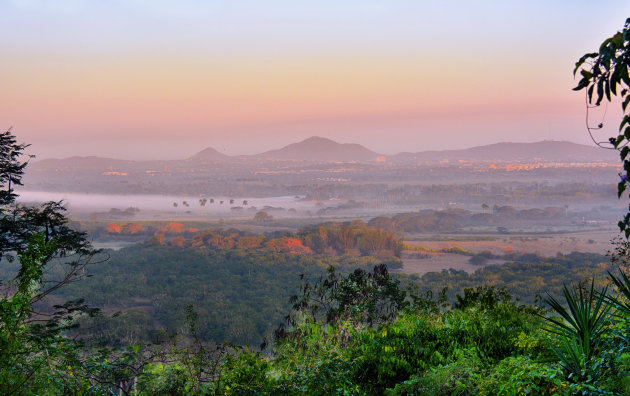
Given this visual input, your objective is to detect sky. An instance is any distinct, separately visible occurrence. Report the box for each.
[2,1,630,160]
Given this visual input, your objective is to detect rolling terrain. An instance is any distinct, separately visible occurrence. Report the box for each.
[29,136,617,171]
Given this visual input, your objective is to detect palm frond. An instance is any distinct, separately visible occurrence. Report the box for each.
[607,269,630,316]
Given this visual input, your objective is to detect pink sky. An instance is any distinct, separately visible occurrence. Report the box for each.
[2,1,630,159]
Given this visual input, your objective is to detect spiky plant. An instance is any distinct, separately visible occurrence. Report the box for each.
[608,269,630,317]
[544,281,611,380]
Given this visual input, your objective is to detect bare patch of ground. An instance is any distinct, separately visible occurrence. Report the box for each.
[398,229,617,276]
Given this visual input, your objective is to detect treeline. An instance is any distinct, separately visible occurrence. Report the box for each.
[98,220,403,259]
[93,221,201,238]
[378,181,616,206]
[369,206,580,234]
[295,221,402,257]
[404,251,613,305]
[298,180,616,205]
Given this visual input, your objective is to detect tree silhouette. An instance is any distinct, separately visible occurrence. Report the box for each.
[254,211,273,222]
[0,129,102,394]
[573,18,630,235]
[0,127,32,206]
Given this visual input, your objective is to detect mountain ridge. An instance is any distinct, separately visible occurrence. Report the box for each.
[255,136,379,162]
[30,137,618,168]
[390,140,617,164]
[187,147,231,162]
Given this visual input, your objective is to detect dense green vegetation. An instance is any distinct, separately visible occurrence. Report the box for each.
[63,263,630,394]
[407,252,613,305]
[19,245,605,350]
[0,129,105,394]
[61,246,395,346]
[1,224,607,348]
[6,245,630,393]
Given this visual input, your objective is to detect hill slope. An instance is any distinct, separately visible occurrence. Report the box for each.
[256,136,380,161]
[392,140,617,164]
[187,147,231,162]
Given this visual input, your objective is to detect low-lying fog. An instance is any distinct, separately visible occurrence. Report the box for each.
[15,190,317,218]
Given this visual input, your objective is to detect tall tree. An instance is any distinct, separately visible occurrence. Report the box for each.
[0,129,102,393]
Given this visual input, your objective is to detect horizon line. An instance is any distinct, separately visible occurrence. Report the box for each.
[33,136,594,162]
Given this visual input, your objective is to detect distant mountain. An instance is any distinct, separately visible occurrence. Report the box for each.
[29,139,617,172]
[188,147,230,162]
[256,136,380,162]
[31,146,231,172]
[30,156,137,171]
[392,141,618,164]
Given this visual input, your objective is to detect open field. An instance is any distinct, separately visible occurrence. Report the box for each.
[398,229,617,276]
[405,229,616,256]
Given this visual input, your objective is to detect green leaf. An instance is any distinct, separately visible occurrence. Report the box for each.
[572,78,590,91]
[573,53,598,76]
[596,78,605,105]
[607,269,630,316]
[621,146,629,160]
[599,38,612,53]
[611,68,619,95]
[623,96,630,112]
[615,135,625,148]
[621,115,630,131]
[622,65,630,87]
[588,84,595,103]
